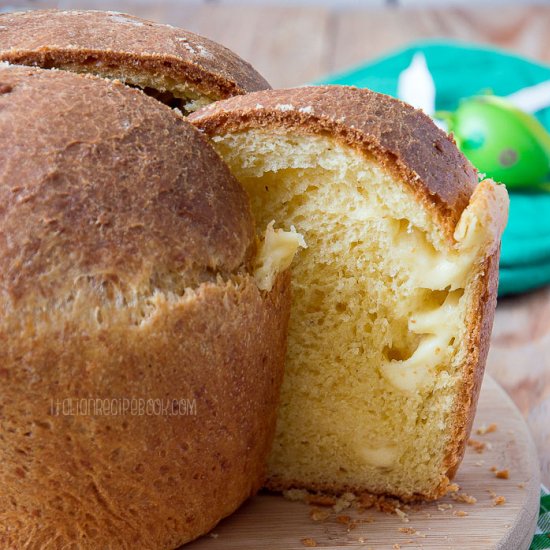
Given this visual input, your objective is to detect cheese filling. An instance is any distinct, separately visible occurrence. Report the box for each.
[379,189,498,393]
[254,221,306,291]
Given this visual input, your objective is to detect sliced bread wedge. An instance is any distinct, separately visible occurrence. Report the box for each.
[190,86,509,500]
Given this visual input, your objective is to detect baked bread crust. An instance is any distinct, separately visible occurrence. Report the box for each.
[189,86,478,238]
[0,66,256,300]
[0,65,290,548]
[0,10,270,101]
[442,248,499,483]
[190,85,506,501]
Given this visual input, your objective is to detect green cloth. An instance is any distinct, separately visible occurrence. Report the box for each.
[532,487,550,550]
[316,41,550,296]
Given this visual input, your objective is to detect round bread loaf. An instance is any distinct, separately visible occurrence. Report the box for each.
[0,9,270,114]
[0,65,290,548]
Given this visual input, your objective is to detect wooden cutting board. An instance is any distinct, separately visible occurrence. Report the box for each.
[188,375,540,550]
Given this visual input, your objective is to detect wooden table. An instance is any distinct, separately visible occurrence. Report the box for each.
[3,0,550,487]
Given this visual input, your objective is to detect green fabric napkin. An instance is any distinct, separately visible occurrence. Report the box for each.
[532,487,550,550]
[316,40,550,296]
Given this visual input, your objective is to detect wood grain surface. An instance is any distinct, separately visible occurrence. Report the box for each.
[187,376,540,550]
[2,0,549,487]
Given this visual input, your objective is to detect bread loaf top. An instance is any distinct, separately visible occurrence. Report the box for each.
[190,86,480,237]
[0,64,255,314]
[0,10,270,101]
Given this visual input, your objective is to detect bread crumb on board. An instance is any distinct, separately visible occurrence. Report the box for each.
[476,423,498,435]
[286,487,418,521]
[300,537,318,547]
[313,495,338,507]
[285,489,354,510]
[283,489,337,507]
[451,492,477,504]
[398,527,426,537]
[333,492,356,513]
[357,492,408,515]
[453,510,469,517]
[395,508,409,523]
[467,439,487,453]
[495,469,510,479]
[284,489,310,502]
[493,496,507,506]
[309,507,331,522]
[336,514,357,529]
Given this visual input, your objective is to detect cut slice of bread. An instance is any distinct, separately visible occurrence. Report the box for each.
[0,65,290,549]
[0,9,270,113]
[190,86,509,501]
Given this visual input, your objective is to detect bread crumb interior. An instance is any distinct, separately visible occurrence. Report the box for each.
[211,130,494,497]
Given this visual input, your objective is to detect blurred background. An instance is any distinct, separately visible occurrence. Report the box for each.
[2,0,550,487]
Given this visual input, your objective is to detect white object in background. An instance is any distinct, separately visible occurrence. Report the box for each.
[397,53,446,130]
[397,53,436,116]
[506,80,550,114]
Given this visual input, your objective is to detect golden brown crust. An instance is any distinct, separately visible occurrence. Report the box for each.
[442,246,501,487]
[0,65,290,548]
[0,9,270,101]
[0,64,254,308]
[437,179,507,498]
[190,86,478,238]
[0,273,291,549]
